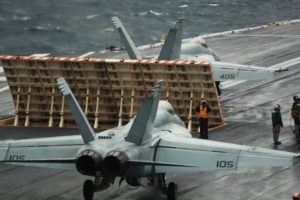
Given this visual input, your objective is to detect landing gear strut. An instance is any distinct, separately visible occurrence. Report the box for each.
[215,81,221,96]
[152,174,178,200]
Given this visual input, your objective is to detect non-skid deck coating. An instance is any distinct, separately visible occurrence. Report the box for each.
[0,22,300,200]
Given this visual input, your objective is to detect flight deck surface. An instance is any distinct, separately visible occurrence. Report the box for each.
[0,22,300,200]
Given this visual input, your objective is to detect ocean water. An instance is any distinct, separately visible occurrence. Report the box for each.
[0,0,299,56]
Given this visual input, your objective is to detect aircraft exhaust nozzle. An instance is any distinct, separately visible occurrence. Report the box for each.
[76,150,102,176]
[126,177,142,186]
[102,150,129,177]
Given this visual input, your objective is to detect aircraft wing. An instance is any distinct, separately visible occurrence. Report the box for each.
[212,61,276,81]
[128,134,298,174]
[0,135,82,170]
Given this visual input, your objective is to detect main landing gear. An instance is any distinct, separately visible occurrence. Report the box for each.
[83,180,94,200]
[167,182,178,200]
[82,175,178,200]
[83,177,113,200]
[152,174,178,200]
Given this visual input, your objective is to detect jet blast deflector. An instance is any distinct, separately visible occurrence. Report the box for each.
[0,55,224,132]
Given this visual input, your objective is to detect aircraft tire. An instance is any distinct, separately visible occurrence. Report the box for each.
[167,182,178,200]
[83,179,94,200]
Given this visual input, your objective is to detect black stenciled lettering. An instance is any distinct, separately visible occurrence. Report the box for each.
[227,161,234,168]
[220,74,235,80]
[216,160,234,168]
[9,155,25,161]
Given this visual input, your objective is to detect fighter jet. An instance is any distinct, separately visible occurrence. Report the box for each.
[0,77,298,200]
[111,16,281,95]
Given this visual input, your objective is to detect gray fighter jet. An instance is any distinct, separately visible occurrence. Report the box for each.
[111,16,282,95]
[0,77,298,200]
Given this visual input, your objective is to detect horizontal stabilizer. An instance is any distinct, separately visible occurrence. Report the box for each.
[125,80,163,145]
[57,77,95,144]
[145,135,299,173]
[112,16,142,59]
[212,61,275,81]
[126,160,195,168]
[1,158,75,163]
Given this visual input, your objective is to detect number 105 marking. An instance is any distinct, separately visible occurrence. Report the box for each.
[216,161,234,168]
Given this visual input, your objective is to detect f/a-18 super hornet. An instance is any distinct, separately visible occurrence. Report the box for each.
[0,78,298,200]
[111,16,284,95]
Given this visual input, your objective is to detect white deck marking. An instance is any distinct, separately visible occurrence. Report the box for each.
[0,66,5,82]
[268,56,300,70]
[79,51,95,58]
[30,53,50,57]
[221,56,300,89]
[221,80,246,88]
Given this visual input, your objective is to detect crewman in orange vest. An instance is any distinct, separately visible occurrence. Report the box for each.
[195,100,211,139]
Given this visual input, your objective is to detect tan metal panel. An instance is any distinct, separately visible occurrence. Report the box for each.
[0,55,224,132]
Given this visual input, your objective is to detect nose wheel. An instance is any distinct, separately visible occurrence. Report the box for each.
[83,179,94,200]
[167,182,178,200]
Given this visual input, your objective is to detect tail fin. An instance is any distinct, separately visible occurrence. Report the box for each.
[158,18,183,60]
[111,16,142,59]
[57,77,95,144]
[125,80,163,145]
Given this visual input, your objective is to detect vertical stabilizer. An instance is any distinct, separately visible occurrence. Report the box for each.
[125,80,163,145]
[158,18,183,60]
[57,77,95,144]
[111,16,142,59]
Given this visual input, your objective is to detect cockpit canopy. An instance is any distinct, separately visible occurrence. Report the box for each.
[189,37,208,48]
[158,100,175,115]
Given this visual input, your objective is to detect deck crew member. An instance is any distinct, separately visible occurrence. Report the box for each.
[272,104,283,145]
[196,100,211,139]
[291,95,300,144]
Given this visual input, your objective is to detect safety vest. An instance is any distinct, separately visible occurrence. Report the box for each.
[199,106,208,118]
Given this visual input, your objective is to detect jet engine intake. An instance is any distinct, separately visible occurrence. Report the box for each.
[102,150,129,177]
[76,150,102,176]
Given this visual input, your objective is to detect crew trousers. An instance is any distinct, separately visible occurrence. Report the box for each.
[272,124,280,143]
[199,118,208,139]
